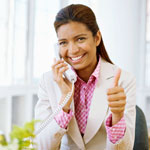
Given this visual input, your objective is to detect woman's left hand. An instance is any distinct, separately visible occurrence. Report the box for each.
[107,69,126,126]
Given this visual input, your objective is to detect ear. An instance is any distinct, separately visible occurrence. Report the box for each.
[95,30,101,46]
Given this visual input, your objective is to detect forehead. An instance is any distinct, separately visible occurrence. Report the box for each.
[57,21,92,39]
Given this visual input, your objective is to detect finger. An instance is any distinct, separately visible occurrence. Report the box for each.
[110,107,125,113]
[58,66,69,78]
[107,87,124,95]
[52,61,66,81]
[107,92,126,102]
[64,75,72,83]
[54,66,69,83]
[108,100,126,107]
[52,59,64,67]
[54,63,67,75]
[113,68,121,87]
[51,60,64,71]
[55,63,67,70]
[52,58,56,70]
[54,64,67,79]
[53,57,63,64]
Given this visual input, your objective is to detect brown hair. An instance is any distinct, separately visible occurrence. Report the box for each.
[54,4,113,64]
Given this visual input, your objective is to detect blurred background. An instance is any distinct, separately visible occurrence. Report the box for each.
[0,0,150,140]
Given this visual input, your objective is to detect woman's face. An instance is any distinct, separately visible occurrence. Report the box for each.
[57,21,101,72]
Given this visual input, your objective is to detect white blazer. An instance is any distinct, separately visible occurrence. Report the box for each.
[34,58,136,150]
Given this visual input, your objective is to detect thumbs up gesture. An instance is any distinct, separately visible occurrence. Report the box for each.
[107,68,126,126]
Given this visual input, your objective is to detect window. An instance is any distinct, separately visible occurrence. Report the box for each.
[13,0,28,84]
[0,0,28,86]
[0,0,9,85]
[146,0,150,87]
[0,0,60,86]
[33,0,59,84]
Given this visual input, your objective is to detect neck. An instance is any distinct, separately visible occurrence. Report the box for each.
[76,57,98,83]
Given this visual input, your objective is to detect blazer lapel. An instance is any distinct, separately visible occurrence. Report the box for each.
[83,58,116,144]
[68,99,85,149]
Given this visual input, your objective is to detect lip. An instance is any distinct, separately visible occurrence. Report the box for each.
[69,53,86,64]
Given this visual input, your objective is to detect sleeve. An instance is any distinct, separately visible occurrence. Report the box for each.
[106,71,136,150]
[105,114,126,144]
[54,109,74,129]
[34,73,67,150]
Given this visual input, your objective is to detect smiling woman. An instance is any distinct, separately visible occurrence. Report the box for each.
[34,4,136,150]
[57,21,100,82]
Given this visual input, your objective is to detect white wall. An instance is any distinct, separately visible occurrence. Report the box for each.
[92,0,141,80]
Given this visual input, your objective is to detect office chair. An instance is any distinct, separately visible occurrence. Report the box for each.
[133,105,149,150]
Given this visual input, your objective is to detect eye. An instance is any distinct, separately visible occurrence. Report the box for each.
[59,41,67,46]
[77,37,86,42]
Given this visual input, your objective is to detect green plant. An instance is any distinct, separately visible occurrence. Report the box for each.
[0,120,39,150]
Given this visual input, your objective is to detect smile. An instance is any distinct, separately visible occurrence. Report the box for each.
[69,54,85,63]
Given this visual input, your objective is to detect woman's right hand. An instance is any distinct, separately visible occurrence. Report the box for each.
[51,59,74,112]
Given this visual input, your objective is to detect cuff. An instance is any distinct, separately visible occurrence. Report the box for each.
[54,109,74,129]
[105,113,126,144]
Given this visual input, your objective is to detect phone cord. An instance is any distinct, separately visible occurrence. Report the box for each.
[34,81,75,136]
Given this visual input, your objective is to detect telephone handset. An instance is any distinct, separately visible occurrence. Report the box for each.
[54,43,77,83]
[34,44,76,136]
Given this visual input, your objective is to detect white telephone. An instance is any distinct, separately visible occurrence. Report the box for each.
[34,44,76,136]
[54,43,77,83]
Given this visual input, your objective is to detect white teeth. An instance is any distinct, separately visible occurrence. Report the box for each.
[71,55,83,61]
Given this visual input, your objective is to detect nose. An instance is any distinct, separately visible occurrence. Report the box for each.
[68,42,79,54]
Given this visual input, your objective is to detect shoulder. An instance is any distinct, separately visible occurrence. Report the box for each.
[120,69,136,95]
[40,70,53,81]
[120,69,136,83]
[111,63,136,92]
[101,58,136,88]
[102,58,136,81]
[114,64,136,87]
[38,70,54,88]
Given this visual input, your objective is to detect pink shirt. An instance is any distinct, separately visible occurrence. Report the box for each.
[54,57,126,144]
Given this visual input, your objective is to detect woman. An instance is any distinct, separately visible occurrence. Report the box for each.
[35,4,136,150]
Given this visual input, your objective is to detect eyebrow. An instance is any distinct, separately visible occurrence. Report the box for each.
[58,34,87,41]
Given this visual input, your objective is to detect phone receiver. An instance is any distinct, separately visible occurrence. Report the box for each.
[54,43,77,83]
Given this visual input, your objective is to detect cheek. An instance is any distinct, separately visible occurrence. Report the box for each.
[81,42,96,53]
[80,42,91,52]
[82,38,96,51]
[59,48,67,58]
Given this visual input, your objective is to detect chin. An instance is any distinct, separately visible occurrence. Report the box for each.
[72,64,86,71]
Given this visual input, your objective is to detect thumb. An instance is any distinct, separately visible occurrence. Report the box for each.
[113,68,121,87]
